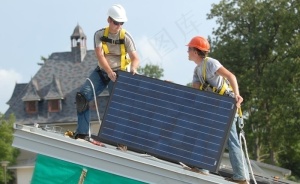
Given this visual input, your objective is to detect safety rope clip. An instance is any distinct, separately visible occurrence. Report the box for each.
[238,116,244,129]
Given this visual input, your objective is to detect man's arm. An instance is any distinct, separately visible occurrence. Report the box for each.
[192,82,201,89]
[95,47,117,82]
[128,51,139,75]
[216,66,243,108]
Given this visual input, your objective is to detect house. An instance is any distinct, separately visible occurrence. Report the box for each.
[5,24,109,183]
[6,25,296,184]
[5,24,109,133]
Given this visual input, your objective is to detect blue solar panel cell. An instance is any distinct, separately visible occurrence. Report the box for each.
[98,71,236,173]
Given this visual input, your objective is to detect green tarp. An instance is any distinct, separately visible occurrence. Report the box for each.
[31,154,146,184]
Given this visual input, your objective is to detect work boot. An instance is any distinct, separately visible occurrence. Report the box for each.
[190,167,209,175]
[75,134,88,139]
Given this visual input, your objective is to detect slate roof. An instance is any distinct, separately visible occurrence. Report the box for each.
[44,75,64,100]
[5,26,109,125]
[21,79,41,101]
[6,83,27,105]
[71,24,87,40]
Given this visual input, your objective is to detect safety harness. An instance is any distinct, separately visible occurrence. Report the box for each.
[199,57,232,95]
[100,27,131,71]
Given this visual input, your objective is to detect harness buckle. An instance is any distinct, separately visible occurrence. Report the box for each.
[238,116,244,129]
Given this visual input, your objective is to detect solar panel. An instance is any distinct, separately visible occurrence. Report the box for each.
[98,70,237,173]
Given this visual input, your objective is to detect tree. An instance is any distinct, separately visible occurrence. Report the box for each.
[186,82,193,87]
[37,55,49,66]
[0,113,20,183]
[207,0,300,180]
[137,64,164,79]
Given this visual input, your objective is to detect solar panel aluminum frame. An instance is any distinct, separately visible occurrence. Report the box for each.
[98,70,237,173]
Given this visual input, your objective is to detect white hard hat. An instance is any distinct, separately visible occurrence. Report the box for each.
[107,4,128,22]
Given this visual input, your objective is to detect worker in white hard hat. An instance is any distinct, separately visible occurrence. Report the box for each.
[75,4,139,150]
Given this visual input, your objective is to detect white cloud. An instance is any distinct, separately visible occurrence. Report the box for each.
[0,69,22,113]
[135,35,164,66]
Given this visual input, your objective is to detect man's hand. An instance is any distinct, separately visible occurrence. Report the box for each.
[107,71,117,82]
[235,94,243,108]
[130,68,138,75]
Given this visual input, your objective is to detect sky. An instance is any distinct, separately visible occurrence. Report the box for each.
[0,0,221,113]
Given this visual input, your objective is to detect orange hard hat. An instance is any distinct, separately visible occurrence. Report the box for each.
[186,36,210,52]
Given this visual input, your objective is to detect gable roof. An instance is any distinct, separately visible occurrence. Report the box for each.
[21,79,41,101]
[44,75,64,100]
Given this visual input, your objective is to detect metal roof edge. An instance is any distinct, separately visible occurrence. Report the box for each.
[12,124,233,184]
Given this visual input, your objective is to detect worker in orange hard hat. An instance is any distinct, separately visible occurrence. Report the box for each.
[186,36,210,52]
[186,36,250,184]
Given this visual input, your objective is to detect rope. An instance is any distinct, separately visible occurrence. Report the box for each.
[238,108,257,184]
[239,130,257,184]
[86,78,102,138]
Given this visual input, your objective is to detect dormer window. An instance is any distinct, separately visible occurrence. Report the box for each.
[44,75,64,113]
[25,101,38,114]
[21,79,41,114]
[48,99,61,112]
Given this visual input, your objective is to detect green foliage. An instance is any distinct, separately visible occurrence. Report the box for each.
[186,82,193,87]
[38,55,50,66]
[279,141,300,182]
[208,0,300,180]
[40,56,47,62]
[137,64,164,79]
[0,113,20,183]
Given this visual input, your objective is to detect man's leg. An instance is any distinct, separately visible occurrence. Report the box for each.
[227,116,250,181]
[76,68,109,135]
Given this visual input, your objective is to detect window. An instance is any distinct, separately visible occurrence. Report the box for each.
[26,101,37,113]
[48,100,61,112]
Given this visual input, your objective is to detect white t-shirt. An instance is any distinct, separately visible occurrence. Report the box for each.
[193,57,224,90]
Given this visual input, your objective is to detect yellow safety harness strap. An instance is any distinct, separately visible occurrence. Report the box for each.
[119,29,131,71]
[238,107,243,118]
[102,27,110,54]
[199,57,208,90]
[199,57,231,95]
[218,80,227,95]
[101,27,130,71]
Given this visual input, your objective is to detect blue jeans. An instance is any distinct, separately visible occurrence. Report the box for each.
[76,67,113,134]
[227,115,250,180]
